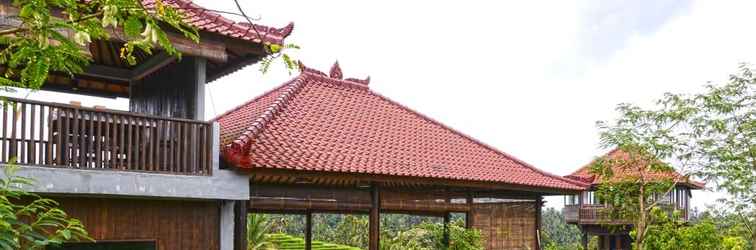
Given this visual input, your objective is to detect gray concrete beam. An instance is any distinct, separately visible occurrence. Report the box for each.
[1,164,249,200]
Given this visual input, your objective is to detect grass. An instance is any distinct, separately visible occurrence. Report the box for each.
[266,233,362,250]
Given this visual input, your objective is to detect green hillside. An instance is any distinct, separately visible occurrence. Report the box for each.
[266,233,362,250]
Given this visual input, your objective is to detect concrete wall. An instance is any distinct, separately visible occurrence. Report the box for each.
[0,123,249,201]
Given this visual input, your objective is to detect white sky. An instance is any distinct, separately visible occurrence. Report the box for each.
[9,0,756,209]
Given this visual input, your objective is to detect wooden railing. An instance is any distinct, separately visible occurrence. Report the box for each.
[564,204,688,225]
[563,204,580,223]
[0,97,213,175]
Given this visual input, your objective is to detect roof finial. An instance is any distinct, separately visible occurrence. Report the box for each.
[279,22,295,38]
[330,61,343,79]
[297,60,307,71]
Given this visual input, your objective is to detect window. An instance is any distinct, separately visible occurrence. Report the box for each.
[565,194,580,205]
[47,241,156,250]
[582,191,600,205]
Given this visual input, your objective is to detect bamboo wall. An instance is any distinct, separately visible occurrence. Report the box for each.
[52,196,221,250]
[471,202,537,250]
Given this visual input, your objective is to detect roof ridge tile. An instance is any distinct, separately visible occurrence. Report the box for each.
[223,75,308,162]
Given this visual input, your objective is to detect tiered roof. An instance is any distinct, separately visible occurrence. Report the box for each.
[565,148,705,189]
[215,62,585,192]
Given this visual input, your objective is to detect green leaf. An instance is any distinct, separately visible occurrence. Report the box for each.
[123,16,144,38]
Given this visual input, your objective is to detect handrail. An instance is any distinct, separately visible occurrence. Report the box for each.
[1,96,212,125]
[565,204,688,225]
[0,97,213,176]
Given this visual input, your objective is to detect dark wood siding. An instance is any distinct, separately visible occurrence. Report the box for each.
[129,57,205,120]
[51,196,220,250]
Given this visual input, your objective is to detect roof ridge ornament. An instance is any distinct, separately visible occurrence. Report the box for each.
[330,61,343,79]
[298,61,370,88]
[278,22,295,38]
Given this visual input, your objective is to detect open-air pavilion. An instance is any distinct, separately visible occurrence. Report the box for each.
[216,62,586,250]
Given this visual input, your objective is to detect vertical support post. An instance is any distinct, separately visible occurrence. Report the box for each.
[443,212,451,247]
[535,196,543,250]
[232,201,247,250]
[305,212,312,250]
[466,194,474,229]
[192,57,207,120]
[369,185,380,250]
[578,191,584,222]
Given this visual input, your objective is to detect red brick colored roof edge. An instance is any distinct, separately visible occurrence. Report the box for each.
[144,0,294,45]
[215,62,586,192]
[565,148,705,189]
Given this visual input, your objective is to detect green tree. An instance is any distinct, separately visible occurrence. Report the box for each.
[0,0,197,92]
[380,221,483,250]
[693,206,754,250]
[0,163,90,249]
[247,213,273,250]
[592,64,756,249]
[314,214,368,249]
[644,207,746,250]
[683,65,755,249]
[540,208,583,250]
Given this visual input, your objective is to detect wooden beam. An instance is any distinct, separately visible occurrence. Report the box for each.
[80,64,132,82]
[247,168,582,195]
[207,54,261,82]
[104,24,228,62]
[131,52,176,80]
[80,52,176,83]
[369,186,380,250]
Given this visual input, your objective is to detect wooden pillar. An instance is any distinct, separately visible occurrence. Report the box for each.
[305,212,312,250]
[535,197,543,250]
[465,195,474,229]
[369,186,380,250]
[233,201,247,250]
[443,212,451,247]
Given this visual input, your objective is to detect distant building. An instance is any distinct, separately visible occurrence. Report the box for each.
[562,149,704,250]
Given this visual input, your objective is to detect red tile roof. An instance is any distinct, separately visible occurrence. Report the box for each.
[143,0,294,45]
[565,148,705,189]
[215,62,585,192]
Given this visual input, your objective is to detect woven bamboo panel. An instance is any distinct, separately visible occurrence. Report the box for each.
[381,190,469,213]
[471,202,536,250]
[249,185,372,212]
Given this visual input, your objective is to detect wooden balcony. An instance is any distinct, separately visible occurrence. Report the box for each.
[564,204,688,225]
[0,97,213,175]
[564,204,630,225]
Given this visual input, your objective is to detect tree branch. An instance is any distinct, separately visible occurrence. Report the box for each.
[0,11,104,36]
